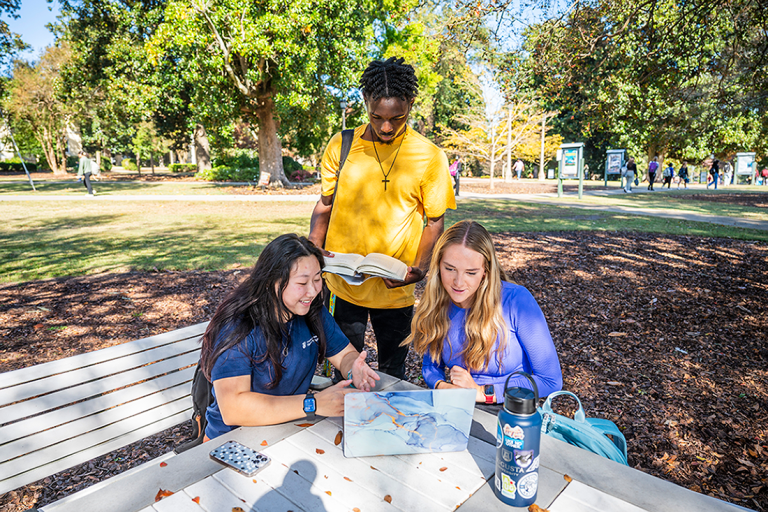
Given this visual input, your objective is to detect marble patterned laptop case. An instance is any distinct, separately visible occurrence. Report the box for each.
[343,389,477,457]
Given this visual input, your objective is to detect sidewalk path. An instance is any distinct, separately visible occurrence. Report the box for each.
[3,186,767,231]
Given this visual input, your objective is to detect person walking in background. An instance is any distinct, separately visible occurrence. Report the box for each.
[513,158,525,180]
[707,159,720,189]
[723,161,733,187]
[77,150,95,196]
[762,167,768,186]
[449,157,462,196]
[647,156,659,191]
[662,162,674,189]
[678,162,690,189]
[624,157,637,193]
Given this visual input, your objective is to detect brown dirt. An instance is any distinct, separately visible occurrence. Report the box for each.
[677,193,768,208]
[1,231,767,511]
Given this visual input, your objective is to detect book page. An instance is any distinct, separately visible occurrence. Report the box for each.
[357,253,408,281]
[323,252,365,274]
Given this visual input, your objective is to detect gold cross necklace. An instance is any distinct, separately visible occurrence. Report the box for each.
[371,125,406,191]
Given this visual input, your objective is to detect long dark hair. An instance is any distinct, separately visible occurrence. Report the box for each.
[200,234,326,388]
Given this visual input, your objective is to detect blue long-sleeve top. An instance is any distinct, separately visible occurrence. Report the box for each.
[422,281,563,402]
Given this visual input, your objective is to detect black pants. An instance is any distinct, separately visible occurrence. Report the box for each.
[82,172,93,194]
[647,172,655,189]
[324,289,413,380]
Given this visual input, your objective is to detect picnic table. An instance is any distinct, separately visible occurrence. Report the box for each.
[39,372,747,512]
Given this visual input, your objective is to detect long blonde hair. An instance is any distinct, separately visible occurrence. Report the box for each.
[404,220,508,371]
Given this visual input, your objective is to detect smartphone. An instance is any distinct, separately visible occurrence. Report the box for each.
[209,440,271,477]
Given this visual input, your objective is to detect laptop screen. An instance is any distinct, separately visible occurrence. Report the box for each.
[343,389,477,457]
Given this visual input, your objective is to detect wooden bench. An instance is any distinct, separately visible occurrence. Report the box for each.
[0,322,208,495]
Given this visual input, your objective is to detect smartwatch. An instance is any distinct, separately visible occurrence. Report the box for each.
[483,385,495,404]
[303,392,317,419]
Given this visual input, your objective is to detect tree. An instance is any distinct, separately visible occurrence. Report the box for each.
[0,0,28,72]
[152,0,415,186]
[4,46,72,174]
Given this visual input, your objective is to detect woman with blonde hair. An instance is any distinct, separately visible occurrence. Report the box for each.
[404,220,562,405]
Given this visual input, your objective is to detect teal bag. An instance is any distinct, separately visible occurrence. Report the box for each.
[539,391,628,466]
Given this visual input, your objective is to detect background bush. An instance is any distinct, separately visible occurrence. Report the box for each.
[194,166,259,182]
[122,158,137,171]
[168,163,197,173]
[0,159,38,172]
[100,159,113,172]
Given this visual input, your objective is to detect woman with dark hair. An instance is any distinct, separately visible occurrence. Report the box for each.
[201,234,379,440]
[403,221,562,408]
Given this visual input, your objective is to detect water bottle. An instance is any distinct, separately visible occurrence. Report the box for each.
[494,371,542,507]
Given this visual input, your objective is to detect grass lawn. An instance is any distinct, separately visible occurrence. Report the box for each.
[0,180,253,196]
[3,198,767,283]
[564,187,768,221]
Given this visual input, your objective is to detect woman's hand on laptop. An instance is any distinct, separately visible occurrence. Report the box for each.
[316,380,357,417]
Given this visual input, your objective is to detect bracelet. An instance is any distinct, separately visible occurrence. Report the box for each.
[434,380,445,389]
[347,369,353,381]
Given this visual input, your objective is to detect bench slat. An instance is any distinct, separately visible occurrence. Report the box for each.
[0,366,195,446]
[0,337,202,408]
[1,351,200,425]
[0,408,191,495]
[0,398,193,483]
[2,381,193,462]
[0,322,207,390]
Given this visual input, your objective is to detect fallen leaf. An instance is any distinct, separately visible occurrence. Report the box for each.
[370,466,378,471]
[606,381,622,386]
[154,489,173,502]
[233,508,245,512]
[528,504,549,512]
[439,467,448,472]
[335,431,343,445]
[563,474,572,482]
[296,423,314,427]
[607,332,627,337]
[316,448,325,454]
[252,479,257,483]
[353,509,361,512]
[33,324,44,330]
[260,440,268,446]
[326,491,332,496]
[344,477,353,482]
[159,461,168,467]
[384,495,392,503]
[192,497,200,504]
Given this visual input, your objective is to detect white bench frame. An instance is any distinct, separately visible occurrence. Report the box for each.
[0,322,207,495]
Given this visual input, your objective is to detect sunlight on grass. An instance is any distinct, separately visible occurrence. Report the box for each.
[2,197,766,283]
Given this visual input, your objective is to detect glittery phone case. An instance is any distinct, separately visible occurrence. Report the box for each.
[209,441,271,477]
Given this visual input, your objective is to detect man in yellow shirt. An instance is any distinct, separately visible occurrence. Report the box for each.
[309,57,456,379]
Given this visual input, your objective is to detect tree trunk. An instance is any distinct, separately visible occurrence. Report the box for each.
[489,122,496,191]
[194,123,212,172]
[136,150,142,175]
[255,95,289,187]
[505,108,512,182]
[539,114,546,181]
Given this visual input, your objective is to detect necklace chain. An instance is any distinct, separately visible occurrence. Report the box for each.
[371,125,407,191]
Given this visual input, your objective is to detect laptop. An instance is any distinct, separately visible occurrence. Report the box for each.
[343,388,477,458]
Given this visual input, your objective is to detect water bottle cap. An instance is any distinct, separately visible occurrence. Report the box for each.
[504,387,537,414]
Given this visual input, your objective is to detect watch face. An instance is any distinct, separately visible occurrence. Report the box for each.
[303,396,316,413]
[484,385,494,396]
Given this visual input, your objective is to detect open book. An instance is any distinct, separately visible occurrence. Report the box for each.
[323,252,408,286]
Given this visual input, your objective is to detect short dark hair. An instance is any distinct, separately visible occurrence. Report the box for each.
[360,57,418,102]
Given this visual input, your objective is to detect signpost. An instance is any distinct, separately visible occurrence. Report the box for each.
[735,152,756,185]
[604,149,625,188]
[557,142,585,198]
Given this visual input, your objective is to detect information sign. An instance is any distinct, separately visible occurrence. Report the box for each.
[735,152,756,176]
[561,149,579,178]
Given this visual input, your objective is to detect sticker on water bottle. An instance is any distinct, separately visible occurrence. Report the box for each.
[528,455,540,473]
[514,449,533,469]
[501,473,517,498]
[503,424,525,449]
[517,473,538,499]
[496,422,503,449]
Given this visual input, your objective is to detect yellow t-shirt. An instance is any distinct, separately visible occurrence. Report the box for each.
[320,124,456,309]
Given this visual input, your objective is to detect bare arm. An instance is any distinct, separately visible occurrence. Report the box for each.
[214,374,356,426]
[308,194,333,253]
[382,214,445,288]
[327,345,380,392]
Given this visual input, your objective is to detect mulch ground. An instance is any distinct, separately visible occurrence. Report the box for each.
[1,230,767,511]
